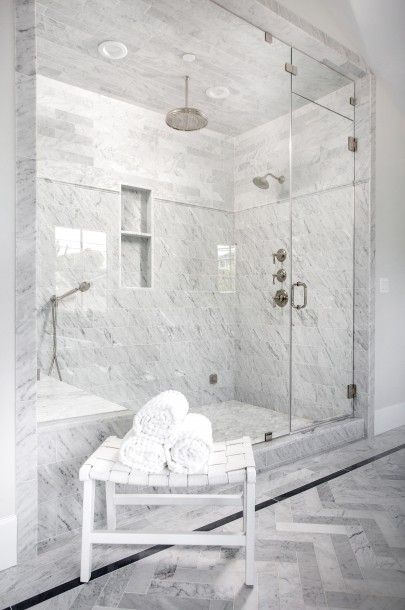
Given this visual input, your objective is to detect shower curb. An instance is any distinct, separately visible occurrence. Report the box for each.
[253,417,365,472]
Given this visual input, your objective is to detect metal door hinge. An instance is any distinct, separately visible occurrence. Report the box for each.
[265,32,273,44]
[265,431,273,442]
[348,136,357,152]
[285,63,297,76]
[349,96,357,106]
[347,383,357,399]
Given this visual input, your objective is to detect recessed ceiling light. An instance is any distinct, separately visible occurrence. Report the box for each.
[205,86,230,99]
[182,53,196,63]
[98,41,128,60]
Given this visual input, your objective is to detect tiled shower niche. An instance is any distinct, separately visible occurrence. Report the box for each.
[120,185,153,288]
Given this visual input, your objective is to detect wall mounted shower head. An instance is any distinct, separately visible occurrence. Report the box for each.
[51,281,91,303]
[253,172,285,189]
[78,281,91,292]
[166,76,208,131]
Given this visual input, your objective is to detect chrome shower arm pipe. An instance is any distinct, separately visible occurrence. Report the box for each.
[265,172,285,184]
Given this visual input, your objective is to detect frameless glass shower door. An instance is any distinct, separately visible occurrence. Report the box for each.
[289,49,355,431]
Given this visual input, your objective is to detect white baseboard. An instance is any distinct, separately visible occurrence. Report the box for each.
[374,402,405,436]
[0,514,17,571]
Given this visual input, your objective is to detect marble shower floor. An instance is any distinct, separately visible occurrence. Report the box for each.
[37,381,310,443]
[193,400,311,444]
[1,426,404,609]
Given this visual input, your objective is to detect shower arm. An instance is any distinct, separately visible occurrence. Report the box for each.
[185,75,189,107]
[265,171,283,184]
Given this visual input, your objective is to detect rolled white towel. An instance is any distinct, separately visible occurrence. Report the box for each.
[165,413,213,474]
[134,390,189,445]
[119,429,166,473]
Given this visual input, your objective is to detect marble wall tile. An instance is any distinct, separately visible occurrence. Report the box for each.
[37,165,236,412]
[214,0,368,78]
[234,129,357,423]
[36,413,132,545]
[15,0,38,559]
[36,76,234,210]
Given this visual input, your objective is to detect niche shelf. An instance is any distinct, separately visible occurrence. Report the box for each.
[119,185,153,288]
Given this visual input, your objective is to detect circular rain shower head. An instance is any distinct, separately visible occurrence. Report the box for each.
[166,76,208,131]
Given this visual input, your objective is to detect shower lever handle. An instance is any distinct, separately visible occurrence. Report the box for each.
[272,248,287,264]
[292,281,307,309]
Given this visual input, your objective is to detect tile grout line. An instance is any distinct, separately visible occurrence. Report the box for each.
[5,441,405,610]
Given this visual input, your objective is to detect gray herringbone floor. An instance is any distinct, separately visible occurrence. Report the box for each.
[30,444,405,610]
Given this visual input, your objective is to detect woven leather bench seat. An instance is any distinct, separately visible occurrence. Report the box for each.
[79,435,256,486]
[79,435,256,587]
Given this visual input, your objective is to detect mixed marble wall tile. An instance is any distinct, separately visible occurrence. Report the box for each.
[37,76,237,412]
[233,88,357,425]
[15,0,38,560]
[36,76,234,210]
[234,201,290,413]
[37,192,236,409]
[37,75,365,428]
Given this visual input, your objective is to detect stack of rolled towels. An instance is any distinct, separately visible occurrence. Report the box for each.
[119,390,213,474]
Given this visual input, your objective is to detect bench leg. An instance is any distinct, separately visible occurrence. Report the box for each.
[106,481,116,530]
[80,479,96,582]
[244,479,256,586]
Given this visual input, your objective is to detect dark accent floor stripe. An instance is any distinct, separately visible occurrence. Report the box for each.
[6,442,405,610]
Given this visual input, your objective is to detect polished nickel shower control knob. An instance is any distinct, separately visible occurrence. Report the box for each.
[272,269,287,284]
[272,248,287,263]
[274,289,289,307]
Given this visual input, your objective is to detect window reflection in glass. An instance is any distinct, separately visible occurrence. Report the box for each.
[217,244,236,293]
[55,226,107,309]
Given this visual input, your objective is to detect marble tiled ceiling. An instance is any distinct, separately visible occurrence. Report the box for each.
[36,0,350,135]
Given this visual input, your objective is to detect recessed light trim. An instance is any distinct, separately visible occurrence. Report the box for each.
[205,86,230,99]
[98,41,128,60]
[182,53,196,63]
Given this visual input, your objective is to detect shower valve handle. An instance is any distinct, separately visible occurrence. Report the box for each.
[272,269,287,284]
[272,248,287,264]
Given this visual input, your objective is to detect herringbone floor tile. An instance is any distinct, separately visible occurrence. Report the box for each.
[29,446,405,610]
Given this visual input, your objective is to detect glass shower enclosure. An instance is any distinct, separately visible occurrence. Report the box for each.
[36,0,356,444]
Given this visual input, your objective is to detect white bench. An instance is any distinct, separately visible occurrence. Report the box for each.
[79,435,256,585]
[79,436,256,586]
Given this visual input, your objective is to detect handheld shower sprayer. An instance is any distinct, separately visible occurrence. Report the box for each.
[50,281,91,303]
[48,281,91,380]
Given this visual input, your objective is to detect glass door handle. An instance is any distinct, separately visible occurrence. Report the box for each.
[292,281,307,309]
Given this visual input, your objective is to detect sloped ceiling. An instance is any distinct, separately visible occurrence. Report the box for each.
[280,0,405,112]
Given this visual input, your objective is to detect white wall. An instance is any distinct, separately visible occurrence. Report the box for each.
[279,0,405,434]
[0,0,17,569]
[374,81,405,433]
